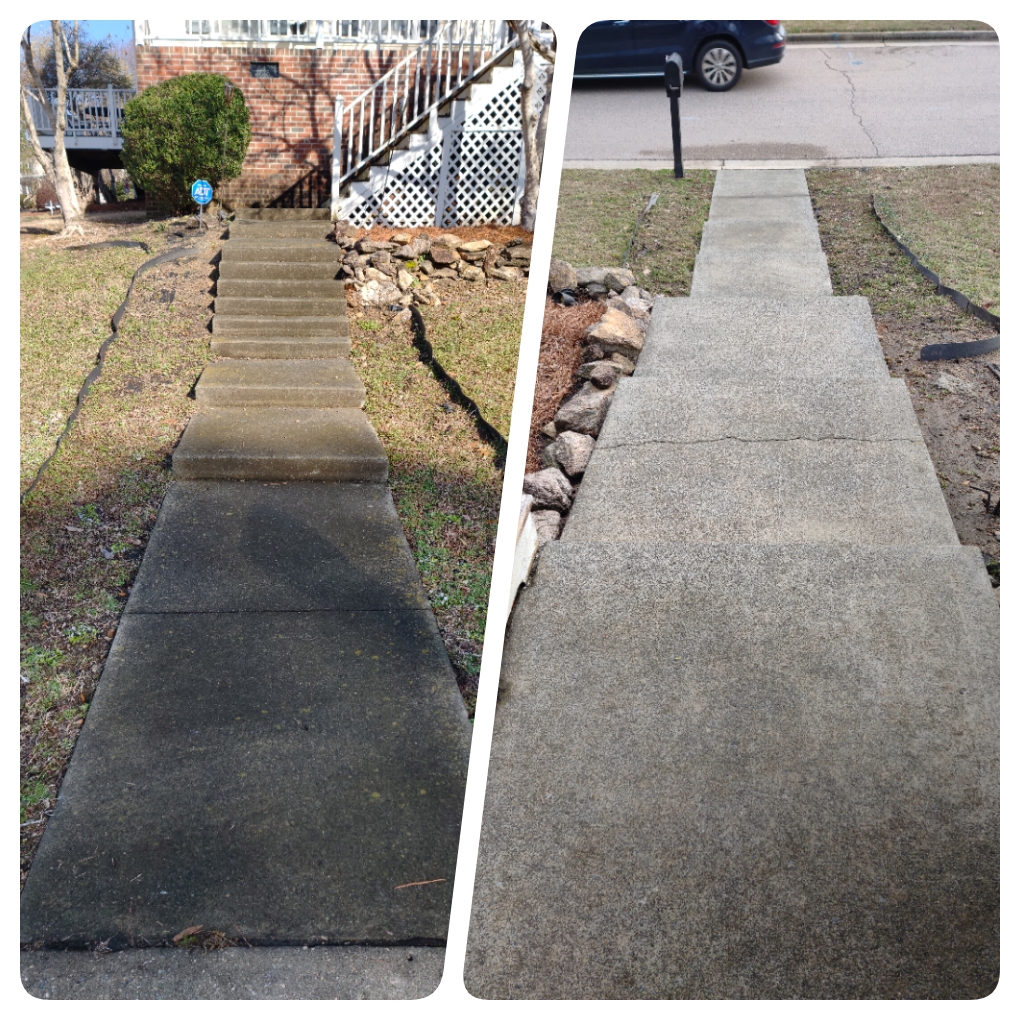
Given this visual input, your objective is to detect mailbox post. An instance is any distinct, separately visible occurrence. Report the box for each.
[664,53,684,179]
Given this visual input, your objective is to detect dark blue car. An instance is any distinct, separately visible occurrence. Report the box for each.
[574,20,786,91]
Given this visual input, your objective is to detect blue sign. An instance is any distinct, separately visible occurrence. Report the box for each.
[191,180,213,205]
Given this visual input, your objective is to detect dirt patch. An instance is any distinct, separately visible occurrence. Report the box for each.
[526,297,607,472]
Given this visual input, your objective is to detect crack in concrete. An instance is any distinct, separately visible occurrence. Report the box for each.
[822,50,881,157]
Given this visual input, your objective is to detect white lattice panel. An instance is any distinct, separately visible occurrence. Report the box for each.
[340,141,443,227]
[340,53,550,227]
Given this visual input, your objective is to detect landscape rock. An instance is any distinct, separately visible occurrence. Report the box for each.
[585,307,646,357]
[585,283,609,298]
[437,233,464,248]
[397,269,415,291]
[431,268,459,280]
[523,468,573,512]
[607,294,651,320]
[604,268,636,292]
[587,363,620,389]
[610,352,636,375]
[459,240,492,253]
[554,381,616,437]
[581,344,605,362]
[430,246,458,265]
[389,232,413,244]
[548,258,578,293]
[575,267,608,287]
[531,509,563,543]
[489,267,521,282]
[548,431,595,477]
[359,278,403,306]
[356,240,398,254]
[540,421,559,439]
[505,245,532,264]
[460,265,485,282]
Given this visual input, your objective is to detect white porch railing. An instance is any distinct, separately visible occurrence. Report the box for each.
[331,20,514,214]
[26,87,135,140]
[138,19,441,45]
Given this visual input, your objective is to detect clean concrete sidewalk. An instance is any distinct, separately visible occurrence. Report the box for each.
[465,169,998,999]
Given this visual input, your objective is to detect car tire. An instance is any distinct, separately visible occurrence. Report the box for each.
[695,40,743,91]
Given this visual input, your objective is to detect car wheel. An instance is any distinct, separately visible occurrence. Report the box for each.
[695,41,742,91]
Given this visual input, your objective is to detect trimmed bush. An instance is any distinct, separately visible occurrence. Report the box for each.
[120,74,251,213]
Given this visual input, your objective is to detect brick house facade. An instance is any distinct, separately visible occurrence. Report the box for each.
[134,21,442,208]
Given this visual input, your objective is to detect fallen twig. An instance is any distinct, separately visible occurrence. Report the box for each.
[394,878,447,890]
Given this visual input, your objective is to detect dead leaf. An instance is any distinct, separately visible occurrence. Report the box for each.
[173,925,204,943]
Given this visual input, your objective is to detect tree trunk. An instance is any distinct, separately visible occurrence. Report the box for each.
[21,23,86,235]
[512,24,541,232]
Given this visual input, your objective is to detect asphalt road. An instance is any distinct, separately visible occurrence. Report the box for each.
[565,42,999,163]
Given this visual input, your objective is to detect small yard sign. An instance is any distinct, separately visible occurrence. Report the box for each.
[191,179,213,204]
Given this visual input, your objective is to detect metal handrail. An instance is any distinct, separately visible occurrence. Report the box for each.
[331,20,514,212]
[27,87,135,138]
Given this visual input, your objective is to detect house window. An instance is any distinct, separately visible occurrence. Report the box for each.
[250,62,280,78]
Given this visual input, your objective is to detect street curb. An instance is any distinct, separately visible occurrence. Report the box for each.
[788,30,997,43]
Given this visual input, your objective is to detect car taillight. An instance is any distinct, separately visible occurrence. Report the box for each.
[765,20,780,26]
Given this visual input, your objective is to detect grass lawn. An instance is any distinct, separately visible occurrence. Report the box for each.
[871,165,999,316]
[553,169,714,296]
[20,216,219,881]
[351,271,528,713]
[784,21,994,34]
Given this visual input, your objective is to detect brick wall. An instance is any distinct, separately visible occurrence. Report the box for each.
[135,44,411,208]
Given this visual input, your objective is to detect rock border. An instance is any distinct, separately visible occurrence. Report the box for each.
[517,261,655,575]
[333,224,531,309]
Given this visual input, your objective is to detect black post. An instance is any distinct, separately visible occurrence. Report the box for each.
[664,52,684,179]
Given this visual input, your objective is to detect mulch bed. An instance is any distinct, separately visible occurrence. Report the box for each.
[526,296,606,472]
[359,223,532,246]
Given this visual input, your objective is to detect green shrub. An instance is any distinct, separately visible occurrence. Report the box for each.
[120,74,251,213]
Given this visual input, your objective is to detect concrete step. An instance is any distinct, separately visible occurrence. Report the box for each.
[195,359,365,408]
[214,295,345,317]
[232,207,332,220]
[466,540,998,999]
[229,220,336,240]
[706,193,817,224]
[633,297,889,381]
[699,218,825,254]
[217,260,343,281]
[597,377,924,449]
[174,408,387,482]
[691,249,832,297]
[562,436,956,545]
[711,167,810,197]
[213,314,348,336]
[221,239,340,263]
[21,946,444,1000]
[21,480,470,949]
[210,335,352,360]
[217,278,346,299]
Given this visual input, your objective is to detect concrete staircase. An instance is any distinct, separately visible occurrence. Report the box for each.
[21,211,471,995]
[173,209,386,482]
[465,170,999,999]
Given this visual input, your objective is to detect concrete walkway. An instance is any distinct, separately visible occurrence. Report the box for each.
[22,211,470,997]
[465,169,998,998]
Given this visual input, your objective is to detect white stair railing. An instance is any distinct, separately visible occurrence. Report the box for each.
[331,20,515,215]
